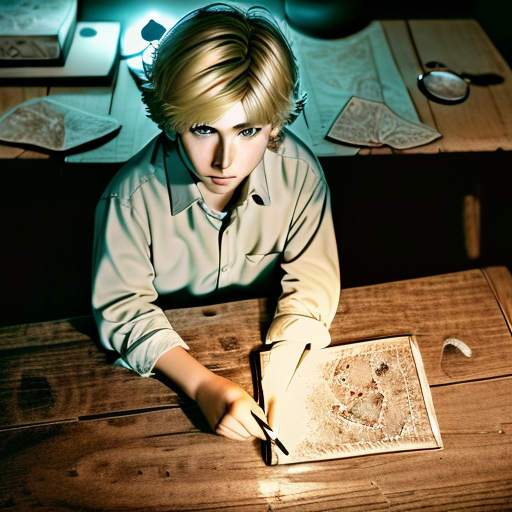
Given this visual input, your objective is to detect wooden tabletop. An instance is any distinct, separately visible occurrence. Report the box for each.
[370,19,512,155]
[1,266,511,511]
[1,19,511,161]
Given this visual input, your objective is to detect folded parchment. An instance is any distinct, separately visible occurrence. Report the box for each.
[327,96,441,150]
[0,97,121,151]
[253,335,442,465]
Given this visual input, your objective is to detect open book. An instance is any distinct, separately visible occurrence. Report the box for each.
[252,335,443,465]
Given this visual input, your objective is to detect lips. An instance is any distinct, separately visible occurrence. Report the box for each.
[210,176,234,186]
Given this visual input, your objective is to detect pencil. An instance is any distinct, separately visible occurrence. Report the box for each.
[251,411,289,456]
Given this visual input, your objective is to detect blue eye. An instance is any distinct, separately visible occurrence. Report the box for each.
[240,127,261,137]
[190,125,214,135]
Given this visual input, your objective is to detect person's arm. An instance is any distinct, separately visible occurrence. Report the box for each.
[93,189,266,440]
[271,172,340,346]
[154,347,266,440]
[263,164,340,429]
[92,193,187,376]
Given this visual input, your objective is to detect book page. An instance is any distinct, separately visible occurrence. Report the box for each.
[262,336,442,465]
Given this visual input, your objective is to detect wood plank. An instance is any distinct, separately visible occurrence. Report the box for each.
[371,377,512,511]
[482,266,512,334]
[65,60,160,163]
[1,377,510,511]
[366,146,394,156]
[408,19,512,152]
[0,302,266,429]
[381,20,441,155]
[331,267,512,385]
[1,268,511,429]
[0,86,49,159]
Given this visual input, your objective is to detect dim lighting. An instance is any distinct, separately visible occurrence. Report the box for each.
[121,11,176,79]
[121,11,175,59]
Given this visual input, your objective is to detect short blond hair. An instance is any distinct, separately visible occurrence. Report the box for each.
[142,3,306,144]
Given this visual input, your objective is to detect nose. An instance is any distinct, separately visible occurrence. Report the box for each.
[212,135,234,170]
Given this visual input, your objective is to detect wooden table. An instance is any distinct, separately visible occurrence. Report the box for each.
[1,266,512,511]
[368,19,512,155]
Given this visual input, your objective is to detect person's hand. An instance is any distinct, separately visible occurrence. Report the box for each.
[261,341,308,433]
[195,372,267,441]
[154,346,267,441]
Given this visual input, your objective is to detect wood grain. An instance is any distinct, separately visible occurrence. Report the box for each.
[482,266,512,334]
[1,19,511,161]
[366,146,394,156]
[0,302,267,429]
[381,20,441,155]
[331,267,512,384]
[408,19,512,152]
[1,268,511,431]
[1,377,510,511]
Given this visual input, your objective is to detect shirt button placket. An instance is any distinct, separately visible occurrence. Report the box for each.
[219,228,230,286]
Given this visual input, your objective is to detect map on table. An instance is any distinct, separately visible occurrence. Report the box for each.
[255,335,442,465]
[286,21,423,156]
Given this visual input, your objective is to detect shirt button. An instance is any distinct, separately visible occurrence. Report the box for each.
[221,265,230,273]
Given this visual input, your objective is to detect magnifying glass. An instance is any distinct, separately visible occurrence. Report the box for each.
[418,62,470,105]
[417,61,504,105]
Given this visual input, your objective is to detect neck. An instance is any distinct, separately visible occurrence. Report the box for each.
[198,184,234,212]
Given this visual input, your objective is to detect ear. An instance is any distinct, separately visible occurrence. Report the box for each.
[267,126,284,151]
[270,126,281,138]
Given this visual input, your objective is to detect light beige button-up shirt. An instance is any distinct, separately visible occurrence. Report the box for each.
[92,129,340,376]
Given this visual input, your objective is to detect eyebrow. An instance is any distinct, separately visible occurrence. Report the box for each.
[233,122,254,129]
[191,122,260,131]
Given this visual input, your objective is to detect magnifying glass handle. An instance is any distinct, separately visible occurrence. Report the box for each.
[459,72,504,86]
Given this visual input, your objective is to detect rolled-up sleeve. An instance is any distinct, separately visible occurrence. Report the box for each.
[92,194,189,377]
[266,165,340,349]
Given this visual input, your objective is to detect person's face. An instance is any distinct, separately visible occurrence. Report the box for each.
[180,101,275,210]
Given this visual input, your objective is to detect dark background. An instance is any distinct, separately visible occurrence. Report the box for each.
[1,0,511,327]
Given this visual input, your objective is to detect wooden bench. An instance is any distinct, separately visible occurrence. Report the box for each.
[1,267,511,510]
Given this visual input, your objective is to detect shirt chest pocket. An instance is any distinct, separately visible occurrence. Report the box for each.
[242,252,282,289]
[245,252,280,265]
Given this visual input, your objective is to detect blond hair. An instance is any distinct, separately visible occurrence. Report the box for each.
[142,3,306,147]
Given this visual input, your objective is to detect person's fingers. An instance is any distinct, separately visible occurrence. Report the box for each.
[217,413,253,440]
[215,423,250,441]
[251,403,266,419]
[230,400,269,440]
[218,399,268,441]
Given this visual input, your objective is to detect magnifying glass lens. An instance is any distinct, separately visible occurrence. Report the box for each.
[419,70,469,103]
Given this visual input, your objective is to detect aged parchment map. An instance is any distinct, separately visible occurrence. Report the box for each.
[327,97,441,150]
[286,22,422,156]
[258,336,442,465]
[0,98,120,151]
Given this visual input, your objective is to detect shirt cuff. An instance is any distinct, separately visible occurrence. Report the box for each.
[124,329,190,377]
[265,314,331,349]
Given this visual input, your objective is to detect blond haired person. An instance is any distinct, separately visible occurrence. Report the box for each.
[92,3,339,442]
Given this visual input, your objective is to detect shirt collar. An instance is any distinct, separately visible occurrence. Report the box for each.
[161,136,271,216]
[159,136,202,216]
